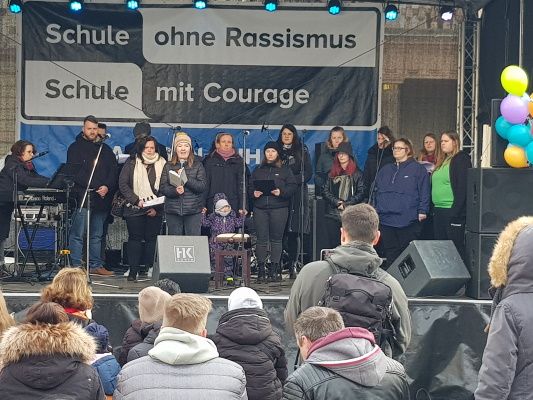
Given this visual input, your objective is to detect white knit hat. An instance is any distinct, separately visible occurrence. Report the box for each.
[138,286,171,324]
[228,287,263,311]
[215,199,230,211]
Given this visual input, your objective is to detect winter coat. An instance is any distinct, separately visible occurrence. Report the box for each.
[67,133,118,211]
[127,321,162,363]
[362,143,395,200]
[0,322,105,400]
[284,241,411,359]
[118,157,165,218]
[475,218,533,400]
[315,149,334,191]
[0,154,49,192]
[282,327,410,400]
[248,163,297,210]
[211,308,288,400]
[203,151,250,213]
[445,150,472,222]
[118,319,142,366]
[375,158,431,228]
[159,159,207,216]
[92,354,121,396]
[278,146,312,234]
[114,327,248,400]
[322,169,365,218]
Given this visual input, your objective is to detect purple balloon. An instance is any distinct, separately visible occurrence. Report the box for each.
[501,95,530,124]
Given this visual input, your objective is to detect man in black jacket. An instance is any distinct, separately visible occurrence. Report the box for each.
[282,307,409,400]
[67,115,117,276]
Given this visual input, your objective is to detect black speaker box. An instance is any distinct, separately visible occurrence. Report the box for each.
[465,232,497,300]
[387,241,471,297]
[490,99,507,168]
[153,235,211,293]
[467,168,533,233]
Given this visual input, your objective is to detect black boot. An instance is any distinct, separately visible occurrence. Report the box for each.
[256,263,267,283]
[289,263,297,279]
[127,267,138,282]
[269,263,282,282]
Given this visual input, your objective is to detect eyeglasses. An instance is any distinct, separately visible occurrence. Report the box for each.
[392,147,407,151]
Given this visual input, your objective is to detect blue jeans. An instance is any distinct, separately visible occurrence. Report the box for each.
[69,208,108,270]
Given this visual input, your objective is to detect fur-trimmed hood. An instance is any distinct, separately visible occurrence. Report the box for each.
[488,216,533,298]
[0,321,96,366]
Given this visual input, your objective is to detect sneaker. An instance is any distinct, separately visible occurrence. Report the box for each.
[127,275,137,282]
[123,269,130,277]
[90,267,115,276]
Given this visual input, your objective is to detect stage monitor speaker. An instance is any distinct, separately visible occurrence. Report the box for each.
[465,232,497,300]
[466,168,533,233]
[387,241,471,297]
[490,99,507,168]
[153,235,211,293]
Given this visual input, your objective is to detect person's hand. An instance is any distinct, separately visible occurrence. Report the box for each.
[147,208,156,217]
[419,214,427,222]
[338,204,344,210]
[137,200,144,208]
[254,191,263,198]
[202,208,207,214]
[239,209,248,215]
[177,186,185,195]
[271,188,281,196]
[337,200,343,205]
[96,185,109,198]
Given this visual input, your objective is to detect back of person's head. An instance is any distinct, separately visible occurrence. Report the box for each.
[138,286,172,324]
[294,306,344,343]
[228,287,263,311]
[154,278,181,296]
[84,323,110,354]
[133,122,151,138]
[24,301,69,325]
[163,293,212,335]
[41,268,94,311]
[341,204,379,244]
[0,289,15,335]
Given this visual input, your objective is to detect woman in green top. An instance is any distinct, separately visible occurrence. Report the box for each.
[431,132,472,260]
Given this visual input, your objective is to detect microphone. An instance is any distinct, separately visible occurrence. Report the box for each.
[261,122,267,133]
[383,138,390,143]
[30,151,49,160]
[173,126,182,132]
[98,133,111,143]
[242,130,250,136]
[302,129,307,135]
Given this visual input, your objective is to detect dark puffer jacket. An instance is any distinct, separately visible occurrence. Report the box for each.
[118,318,142,366]
[322,169,365,218]
[127,321,163,363]
[211,308,288,400]
[248,163,297,210]
[0,154,50,191]
[159,159,207,216]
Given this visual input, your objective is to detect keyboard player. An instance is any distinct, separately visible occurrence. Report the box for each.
[0,140,50,270]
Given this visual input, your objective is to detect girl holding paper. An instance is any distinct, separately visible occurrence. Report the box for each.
[119,134,166,281]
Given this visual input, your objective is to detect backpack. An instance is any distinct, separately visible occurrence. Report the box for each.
[319,258,394,347]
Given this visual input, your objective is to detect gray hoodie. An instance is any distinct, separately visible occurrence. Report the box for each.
[284,241,411,358]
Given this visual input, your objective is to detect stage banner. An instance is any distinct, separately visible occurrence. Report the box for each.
[18,2,383,177]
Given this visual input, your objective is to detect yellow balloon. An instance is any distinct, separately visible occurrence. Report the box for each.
[501,66,529,96]
[504,146,528,168]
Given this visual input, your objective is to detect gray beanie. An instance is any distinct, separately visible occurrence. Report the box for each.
[228,287,263,311]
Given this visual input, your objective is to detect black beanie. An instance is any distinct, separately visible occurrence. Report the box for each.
[264,141,281,154]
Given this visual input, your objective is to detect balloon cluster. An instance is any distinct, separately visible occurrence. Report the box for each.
[495,65,533,168]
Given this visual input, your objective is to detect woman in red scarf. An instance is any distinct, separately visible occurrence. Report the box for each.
[0,140,49,272]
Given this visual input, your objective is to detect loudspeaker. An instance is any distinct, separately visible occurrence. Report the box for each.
[465,232,497,300]
[387,241,471,297]
[490,99,507,167]
[467,168,533,233]
[153,235,211,293]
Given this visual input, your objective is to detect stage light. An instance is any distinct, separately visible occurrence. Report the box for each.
[126,0,139,10]
[194,0,207,9]
[69,0,83,12]
[440,5,454,21]
[9,0,23,14]
[327,0,341,15]
[265,0,278,12]
[384,4,399,21]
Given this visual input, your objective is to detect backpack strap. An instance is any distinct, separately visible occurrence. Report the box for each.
[325,257,348,275]
[255,342,276,364]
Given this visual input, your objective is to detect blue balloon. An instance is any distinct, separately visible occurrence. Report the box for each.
[527,142,533,164]
[495,116,514,139]
[507,124,532,148]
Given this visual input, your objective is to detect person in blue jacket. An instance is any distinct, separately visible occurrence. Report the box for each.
[375,138,430,268]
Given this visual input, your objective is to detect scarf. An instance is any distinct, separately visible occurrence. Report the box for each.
[133,155,165,202]
[216,148,236,161]
[18,156,34,171]
[283,144,292,150]
[332,174,352,201]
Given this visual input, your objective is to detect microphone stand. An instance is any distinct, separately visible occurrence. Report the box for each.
[169,125,182,160]
[297,129,307,273]
[368,142,388,207]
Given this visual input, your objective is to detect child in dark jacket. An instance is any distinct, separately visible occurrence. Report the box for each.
[202,193,244,277]
[211,287,288,400]
[84,323,121,398]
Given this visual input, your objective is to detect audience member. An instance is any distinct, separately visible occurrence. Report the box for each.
[85,323,121,398]
[282,307,410,400]
[321,141,365,249]
[315,126,351,192]
[211,287,287,400]
[0,288,15,337]
[475,217,533,400]
[114,293,247,399]
[375,138,430,268]
[284,204,411,358]
[0,301,105,399]
[41,267,95,327]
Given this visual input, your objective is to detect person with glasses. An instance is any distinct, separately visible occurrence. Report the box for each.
[375,138,430,268]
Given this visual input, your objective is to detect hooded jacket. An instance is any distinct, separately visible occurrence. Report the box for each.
[118,318,142,366]
[0,322,105,400]
[211,308,288,400]
[475,217,533,400]
[248,163,297,210]
[362,143,395,200]
[114,327,248,400]
[282,327,409,400]
[126,320,163,363]
[284,241,411,358]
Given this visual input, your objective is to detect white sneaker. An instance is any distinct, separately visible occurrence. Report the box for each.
[123,269,130,276]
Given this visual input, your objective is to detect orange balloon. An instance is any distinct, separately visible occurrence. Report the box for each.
[504,146,528,168]
[529,94,533,116]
